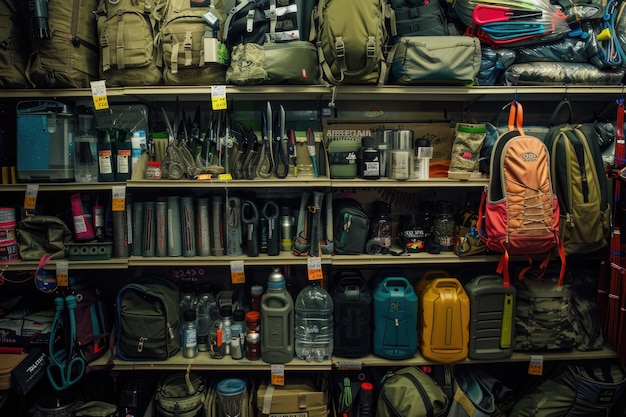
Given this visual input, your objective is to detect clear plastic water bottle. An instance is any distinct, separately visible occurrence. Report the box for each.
[295,280,334,362]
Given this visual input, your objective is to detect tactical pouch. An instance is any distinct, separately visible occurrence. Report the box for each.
[328,140,359,179]
[15,215,72,260]
[155,371,206,417]
[390,35,481,85]
[333,198,369,255]
[227,41,320,85]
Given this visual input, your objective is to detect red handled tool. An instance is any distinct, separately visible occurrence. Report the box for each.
[473,4,542,25]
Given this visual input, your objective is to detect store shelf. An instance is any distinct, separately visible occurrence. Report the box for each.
[2,258,128,271]
[126,177,332,189]
[92,351,331,372]
[0,182,125,193]
[2,85,625,103]
[128,253,332,267]
[331,178,488,188]
[332,345,618,369]
[331,252,499,266]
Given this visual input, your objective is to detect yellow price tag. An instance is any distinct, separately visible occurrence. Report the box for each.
[92,95,109,111]
[307,256,323,281]
[211,85,227,110]
[230,260,245,285]
[56,262,69,288]
[270,365,285,386]
[528,355,544,376]
[24,184,39,210]
[90,80,109,110]
[111,185,126,212]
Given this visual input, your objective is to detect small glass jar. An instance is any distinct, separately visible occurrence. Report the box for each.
[145,161,162,180]
[245,331,261,361]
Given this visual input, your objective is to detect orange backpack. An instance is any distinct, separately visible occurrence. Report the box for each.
[477,101,566,287]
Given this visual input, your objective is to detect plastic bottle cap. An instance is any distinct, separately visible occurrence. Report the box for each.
[219,305,233,318]
[147,161,161,167]
[184,309,196,321]
[246,311,261,322]
[233,309,246,321]
[216,378,246,396]
[251,285,264,295]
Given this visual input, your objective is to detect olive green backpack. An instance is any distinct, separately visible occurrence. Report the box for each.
[19,0,100,88]
[0,0,30,88]
[158,0,228,85]
[311,0,395,85]
[115,276,181,361]
[95,0,166,86]
[376,367,450,417]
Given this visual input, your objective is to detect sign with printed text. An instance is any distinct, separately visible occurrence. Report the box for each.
[211,85,227,110]
[90,80,109,110]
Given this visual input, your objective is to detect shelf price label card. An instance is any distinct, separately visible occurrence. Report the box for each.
[111,186,126,212]
[90,80,109,111]
[307,256,323,281]
[270,364,285,386]
[211,85,227,110]
[230,260,245,284]
[528,355,544,376]
[56,261,69,288]
[24,184,39,210]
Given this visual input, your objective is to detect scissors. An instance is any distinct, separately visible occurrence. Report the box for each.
[273,105,290,179]
[47,291,86,391]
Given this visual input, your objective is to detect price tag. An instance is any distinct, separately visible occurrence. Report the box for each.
[337,360,363,371]
[56,261,69,288]
[24,184,39,210]
[111,186,126,212]
[90,80,109,110]
[230,260,245,284]
[528,355,544,376]
[211,85,227,110]
[270,364,285,386]
[307,256,323,281]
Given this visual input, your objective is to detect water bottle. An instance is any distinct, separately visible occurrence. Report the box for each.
[196,287,215,352]
[261,267,294,364]
[294,280,334,362]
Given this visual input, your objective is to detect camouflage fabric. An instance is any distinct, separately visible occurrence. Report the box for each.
[569,261,605,351]
[225,43,266,85]
[513,267,580,351]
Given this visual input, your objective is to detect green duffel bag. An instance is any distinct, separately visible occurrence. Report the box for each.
[226,40,320,85]
[15,215,72,260]
[389,35,481,85]
[376,366,450,417]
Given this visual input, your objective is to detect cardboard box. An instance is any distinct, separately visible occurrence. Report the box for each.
[322,120,454,162]
[256,378,327,417]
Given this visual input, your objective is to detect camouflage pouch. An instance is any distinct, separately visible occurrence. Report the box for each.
[513,267,580,351]
[225,43,266,85]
